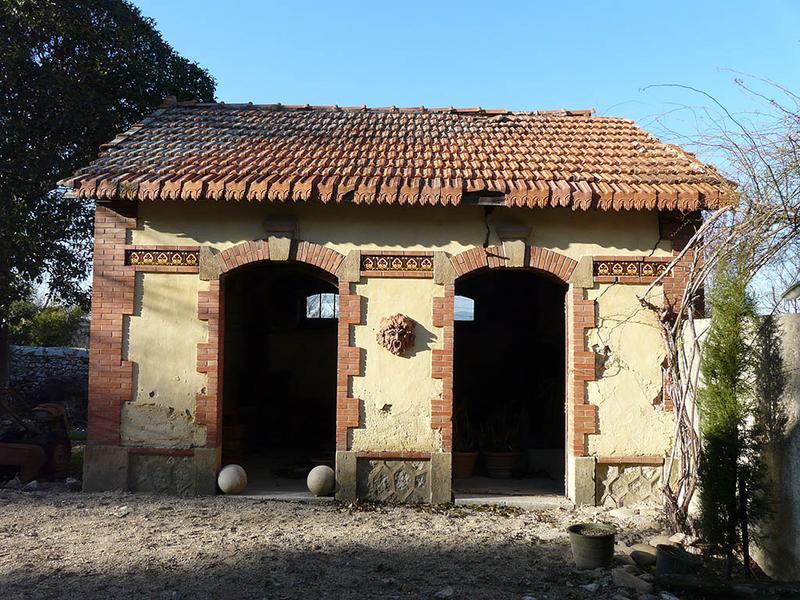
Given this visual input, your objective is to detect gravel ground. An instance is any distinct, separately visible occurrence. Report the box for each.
[0,487,678,600]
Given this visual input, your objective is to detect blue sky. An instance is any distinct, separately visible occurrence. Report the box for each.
[135,0,799,146]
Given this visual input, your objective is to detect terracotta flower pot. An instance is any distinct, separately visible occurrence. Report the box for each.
[567,523,616,569]
[483,451,521,478]
[452,451,479,479]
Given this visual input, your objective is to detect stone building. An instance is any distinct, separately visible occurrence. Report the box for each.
[60,100,732,504]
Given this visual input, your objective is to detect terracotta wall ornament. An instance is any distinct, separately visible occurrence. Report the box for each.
[377,314,416,356]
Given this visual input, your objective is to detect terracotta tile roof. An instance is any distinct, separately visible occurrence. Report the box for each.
[60,101,734,210]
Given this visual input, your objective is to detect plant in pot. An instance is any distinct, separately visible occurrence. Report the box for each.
[452,405,478,479]
[567,523,616,569]
[481,403,523,479]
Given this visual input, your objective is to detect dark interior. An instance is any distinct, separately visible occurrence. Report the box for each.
[222,262,338,478]
[453,268,566,482]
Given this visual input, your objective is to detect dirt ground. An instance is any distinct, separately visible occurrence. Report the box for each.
[0,487,680,600]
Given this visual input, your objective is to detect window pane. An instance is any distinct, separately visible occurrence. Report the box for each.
[320,293,335,319]
[454,295,475,321]
[306,294,320,318]
[306,293,339,319]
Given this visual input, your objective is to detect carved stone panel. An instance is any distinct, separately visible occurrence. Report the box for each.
[357,459,430,503]
[597,464,661,507]
[128,454,195,496]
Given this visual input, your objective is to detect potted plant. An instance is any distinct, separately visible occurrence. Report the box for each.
[567,523,616,569]
[481,403,523,478]
[452,405,478,479]
[655,544,702,576]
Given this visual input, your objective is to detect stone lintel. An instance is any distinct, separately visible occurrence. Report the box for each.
[502,239,527,268]
[433,251,455,285]
[267,235,292,261]
[198,246,222,281]
[336,250,361,283]
[568,255,594,289]
[263,215,296,261]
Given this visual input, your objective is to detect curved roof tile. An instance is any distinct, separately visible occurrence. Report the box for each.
[60,102,735,210]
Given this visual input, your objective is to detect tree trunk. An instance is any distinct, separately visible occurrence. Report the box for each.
[739,473,751,578]
[726,493,737,579]
[0,321,9,398]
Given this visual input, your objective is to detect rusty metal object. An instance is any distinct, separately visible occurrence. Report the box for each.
[0,396,72,482]
[0,443,47,483]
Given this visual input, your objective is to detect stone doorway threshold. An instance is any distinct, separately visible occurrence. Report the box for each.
[236,475,334,503]
[225,457,335,502]
[453,477,572,510]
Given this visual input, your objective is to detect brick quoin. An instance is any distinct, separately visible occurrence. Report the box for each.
[431,286,455,450]
[658,211,703,411]
[659,211,701,309]
[567,286,599,456]
[440,245,598,457]
[86,204,137,445]
[196,280,223,446]
[197,239,363,452]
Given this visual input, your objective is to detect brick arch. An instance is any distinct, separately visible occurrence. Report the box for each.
[432,243,597,466]
[195,239,362,455]
[216,239,345,277]
[449,244,577,282]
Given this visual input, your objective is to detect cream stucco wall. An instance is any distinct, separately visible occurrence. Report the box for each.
[350,278,444,452]
[121,273,208,447]
[131,202,672,261]
[122,200,674,462]
[586,284,674,456]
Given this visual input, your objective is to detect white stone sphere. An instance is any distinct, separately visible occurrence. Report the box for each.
[307,465,335,496]
[217,464,247,494]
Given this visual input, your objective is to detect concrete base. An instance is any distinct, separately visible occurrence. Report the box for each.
[338,453,448,503]
[82,445,220,495]
[194,447,220,495]
[335,450,357,502]
[430,452,452,503]
[567,455,597,506]
[83,445,128,492]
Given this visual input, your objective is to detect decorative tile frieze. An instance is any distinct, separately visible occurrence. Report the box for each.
[592,257,671,283]
[360,252,433,277]
[126,248,199,267]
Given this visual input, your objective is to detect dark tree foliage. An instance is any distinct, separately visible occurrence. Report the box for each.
[754,315,787,450]
[0,0,215,383]
[9,297,86,347]
[696,261,768,578]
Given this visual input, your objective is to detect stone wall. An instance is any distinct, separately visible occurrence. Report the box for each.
[9,345,88,425]
[756,314,800,581]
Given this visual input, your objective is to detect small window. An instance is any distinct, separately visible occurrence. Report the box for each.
[306,293,339,319]
[454,295,475,321]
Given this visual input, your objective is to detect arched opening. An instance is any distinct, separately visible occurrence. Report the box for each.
[452,268,567,498]
[222,261,338,494]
